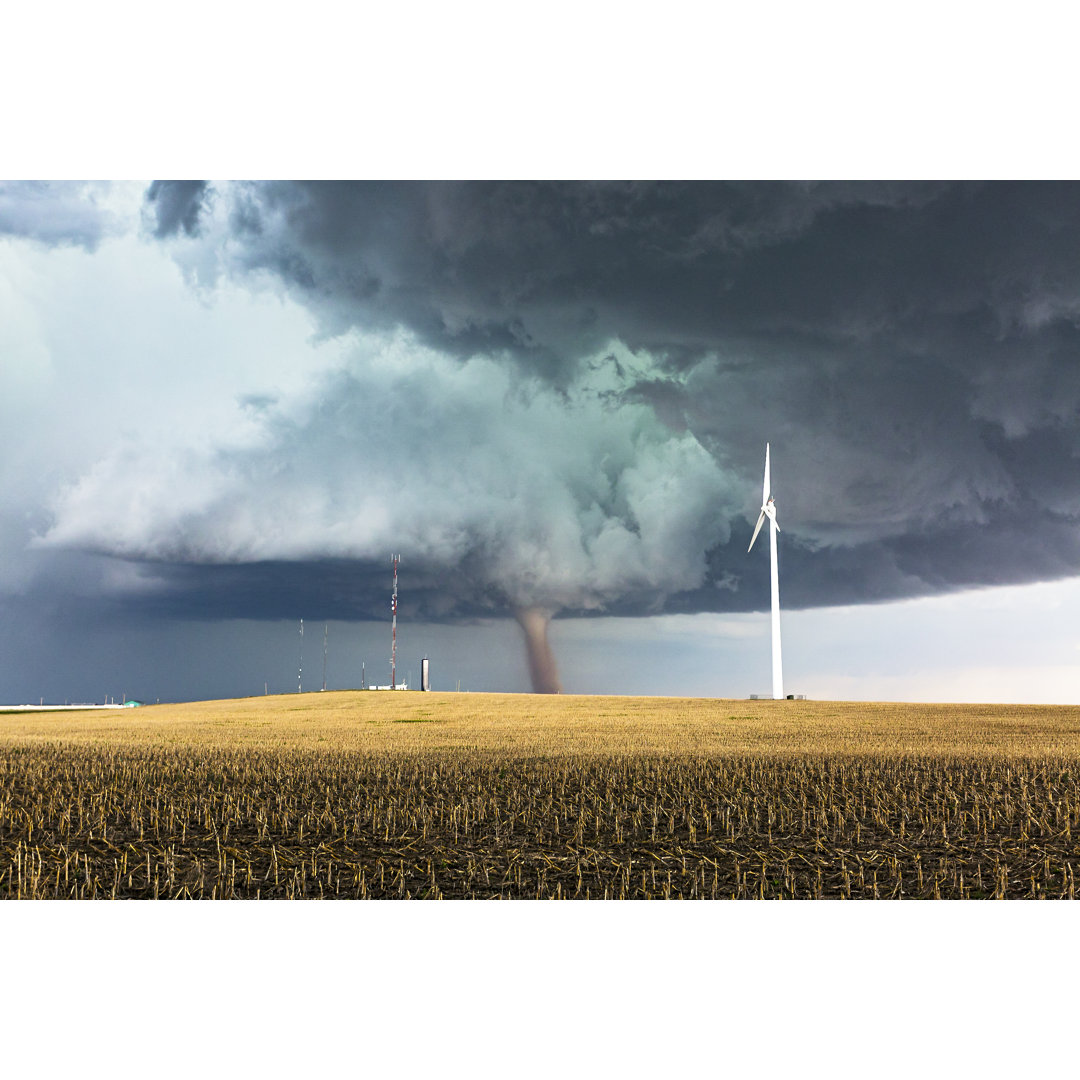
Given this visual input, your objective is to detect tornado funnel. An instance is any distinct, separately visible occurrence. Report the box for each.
[513,607,562,694]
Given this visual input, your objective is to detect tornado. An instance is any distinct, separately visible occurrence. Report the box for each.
[513,607,562,694]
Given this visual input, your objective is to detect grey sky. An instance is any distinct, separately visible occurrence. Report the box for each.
[3,181,1080,702]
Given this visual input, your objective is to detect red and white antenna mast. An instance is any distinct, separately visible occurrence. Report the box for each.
[390,554,400,689]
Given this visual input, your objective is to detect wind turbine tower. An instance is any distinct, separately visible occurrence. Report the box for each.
[390,554,400,690]
[748,443,783,699]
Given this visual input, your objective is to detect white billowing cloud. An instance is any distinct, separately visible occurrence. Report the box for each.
[40,334,739,613]
[3,214,738,621]
[0,225,351,594]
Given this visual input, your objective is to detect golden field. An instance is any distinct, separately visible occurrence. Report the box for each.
[6,690,1080,756]
[2,691,1080,899]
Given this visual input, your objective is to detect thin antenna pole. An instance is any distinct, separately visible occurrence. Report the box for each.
[322,622,328,692]
[390,554,400,689]
[298,618,303,693]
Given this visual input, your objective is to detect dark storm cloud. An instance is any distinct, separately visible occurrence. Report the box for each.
[145,180,209,237]
[206,181,953,365]
[208,181,1080,369]
[38,181,1080,624]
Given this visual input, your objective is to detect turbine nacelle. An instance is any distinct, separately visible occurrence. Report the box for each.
[747,442,781,552]
[748,496,780,552]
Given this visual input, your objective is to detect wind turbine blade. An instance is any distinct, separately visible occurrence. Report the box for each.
[763,443,771,505]
[748,510,766,552]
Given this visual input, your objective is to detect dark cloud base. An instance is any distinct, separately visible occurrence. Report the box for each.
[72,497,1080,631]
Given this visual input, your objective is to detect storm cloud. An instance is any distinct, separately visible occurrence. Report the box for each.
[145,180,210,238]
[8,181,1080,694]
[40,335,736,621]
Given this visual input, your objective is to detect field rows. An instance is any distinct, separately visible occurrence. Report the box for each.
[2,740,1078,899]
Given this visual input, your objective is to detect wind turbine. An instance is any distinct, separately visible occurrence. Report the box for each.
[748,443,783,700]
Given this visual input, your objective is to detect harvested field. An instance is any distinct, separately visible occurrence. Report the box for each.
[2,692,1079,899]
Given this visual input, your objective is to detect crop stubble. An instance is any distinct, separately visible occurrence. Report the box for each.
[2,692,1079,899]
